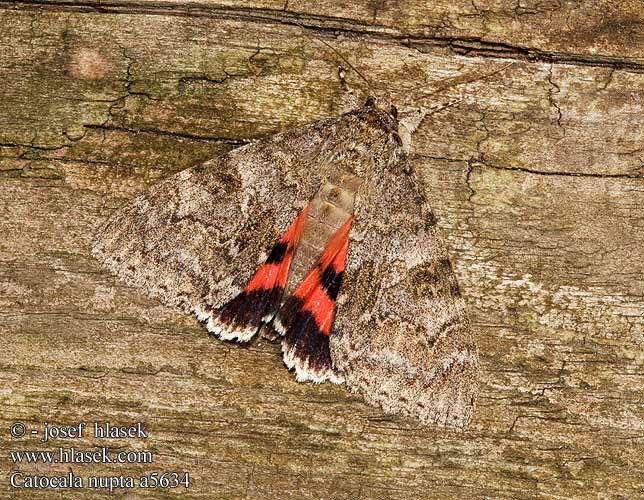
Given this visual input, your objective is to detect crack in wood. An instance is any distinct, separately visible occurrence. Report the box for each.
[5,0,644,72]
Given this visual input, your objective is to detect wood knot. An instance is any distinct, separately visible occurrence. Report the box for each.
[67,48,109,80]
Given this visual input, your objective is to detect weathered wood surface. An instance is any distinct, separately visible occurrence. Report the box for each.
[1,1,643,498]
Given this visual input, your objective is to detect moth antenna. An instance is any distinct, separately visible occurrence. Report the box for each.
[291,20,374,93]
[426,61,515,97]
[311,36,374,92]
[398,61,515,144]
[402,61,515,109]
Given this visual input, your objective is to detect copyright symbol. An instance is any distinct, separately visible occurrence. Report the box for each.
[10,422,26,438]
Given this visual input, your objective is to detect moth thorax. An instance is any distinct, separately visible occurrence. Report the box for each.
[330,145,378,179]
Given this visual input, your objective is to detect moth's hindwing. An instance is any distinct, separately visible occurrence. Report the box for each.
[279,217,353,384]
[204,203,310,342]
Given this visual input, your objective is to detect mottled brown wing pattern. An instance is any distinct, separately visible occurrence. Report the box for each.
[93,99,479,427]
[330,156,479,428]
[92,119,339,318]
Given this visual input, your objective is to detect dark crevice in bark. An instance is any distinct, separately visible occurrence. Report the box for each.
[83,124,251,145]
[5,0,644,72]
[418,155,644,180]
[479,162,644,180]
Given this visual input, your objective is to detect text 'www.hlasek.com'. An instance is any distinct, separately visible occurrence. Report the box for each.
[8,421,191,492]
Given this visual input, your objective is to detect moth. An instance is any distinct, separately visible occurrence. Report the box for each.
[93,96,479,427]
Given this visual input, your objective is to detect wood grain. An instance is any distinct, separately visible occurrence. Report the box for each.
[1,2,643,499]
